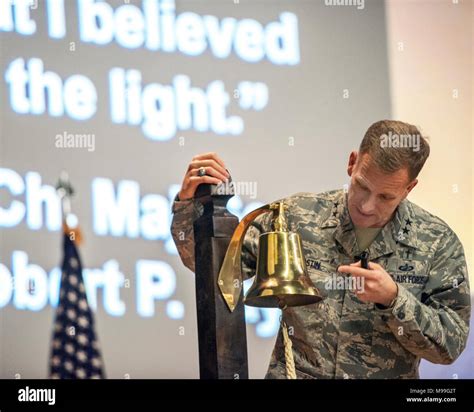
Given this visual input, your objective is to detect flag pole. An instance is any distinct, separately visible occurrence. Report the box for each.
[49,171,105,379]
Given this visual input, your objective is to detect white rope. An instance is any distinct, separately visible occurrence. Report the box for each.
[281,318,296,379]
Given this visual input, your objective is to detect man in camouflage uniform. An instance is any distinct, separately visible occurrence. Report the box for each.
[171,120,471,379]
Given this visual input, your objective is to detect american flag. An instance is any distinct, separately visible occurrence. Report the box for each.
[49,232,106,379]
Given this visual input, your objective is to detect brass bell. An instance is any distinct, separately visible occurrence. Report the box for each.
[217,202,322,312]
[244,203,322,308]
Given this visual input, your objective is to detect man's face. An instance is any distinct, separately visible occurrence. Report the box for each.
[347,152,418,228]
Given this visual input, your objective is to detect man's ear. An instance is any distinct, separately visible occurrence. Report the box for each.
[404,178,418,198]
[347,151,358,177]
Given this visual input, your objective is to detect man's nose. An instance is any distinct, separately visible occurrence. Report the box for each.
[360,195,376,214]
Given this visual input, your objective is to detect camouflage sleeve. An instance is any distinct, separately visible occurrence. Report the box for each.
[170,196,204,273]
[377,229,471,364]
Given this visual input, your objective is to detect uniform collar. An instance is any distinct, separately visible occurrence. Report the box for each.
[320,190,418,260]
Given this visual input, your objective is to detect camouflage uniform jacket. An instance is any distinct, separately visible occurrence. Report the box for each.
[171,189,471,378]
